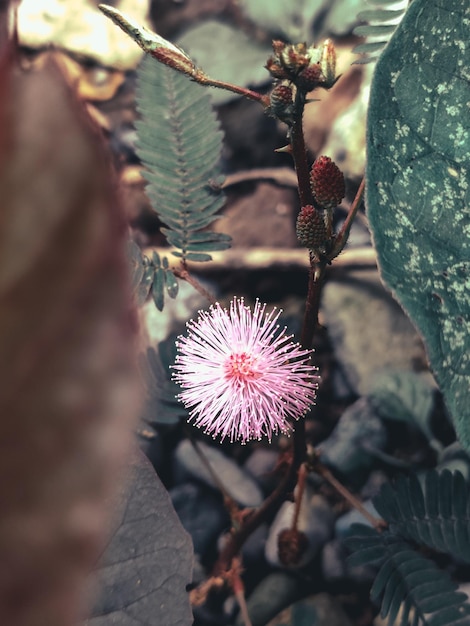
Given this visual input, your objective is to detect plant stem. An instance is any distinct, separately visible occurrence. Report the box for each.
[328,177,365,261]
[300,259,326,350]
[315,462,385,531]
[291,462,307,530]
[289,120,314,208]
[172,265,217,305]
[194,71,269,106]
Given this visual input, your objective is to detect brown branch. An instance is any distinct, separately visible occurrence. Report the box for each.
[172,265,217,305]
[315,462,386,531]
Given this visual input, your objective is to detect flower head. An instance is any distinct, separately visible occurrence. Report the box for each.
[172,298,319,443]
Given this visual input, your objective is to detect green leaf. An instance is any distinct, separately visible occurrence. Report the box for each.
[152,266,165,312]
[136,264,154,306]
[165,269,179,299]
[366,0,470,451]
[353,0,409,64]
[346,529,470,626]
[136,54,231,263]
[372,470,470,563]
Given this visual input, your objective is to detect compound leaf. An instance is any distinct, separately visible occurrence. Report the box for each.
[136,55,231,263]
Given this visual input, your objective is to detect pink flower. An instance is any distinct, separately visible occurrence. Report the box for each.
[172,297,319,443]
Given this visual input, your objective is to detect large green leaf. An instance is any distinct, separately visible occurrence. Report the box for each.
[366,1,470,449]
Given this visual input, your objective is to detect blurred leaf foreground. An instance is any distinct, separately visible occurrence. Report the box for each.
[0,48,140,626]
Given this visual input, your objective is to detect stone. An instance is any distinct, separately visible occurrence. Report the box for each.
[243,447,280,494]
[319,397,387,481]
[321,271,427,396]
[174,439,263,508]
[170,482,228,558]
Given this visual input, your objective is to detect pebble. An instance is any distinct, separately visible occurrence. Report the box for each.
[173,439,264,508]
[170,482,228,559]
[319,397,387,482]
[243,447,280,494]
[321,271,427,396]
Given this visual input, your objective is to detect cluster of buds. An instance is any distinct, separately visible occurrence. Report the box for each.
[266,39,338,94]
[296,156,345,256]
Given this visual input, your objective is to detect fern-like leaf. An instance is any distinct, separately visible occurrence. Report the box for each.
[373,470,470,564]
[135,54,231,262]
[353,0,410,64]
[346,526,470,626]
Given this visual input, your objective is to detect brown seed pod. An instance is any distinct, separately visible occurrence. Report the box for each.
[269,84,294,123]
[277,528,309,567]
[296,204,328,249]
[295,63,322,92]
[310,155,345,210]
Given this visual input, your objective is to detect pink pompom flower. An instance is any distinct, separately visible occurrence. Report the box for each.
[172,297,319,443]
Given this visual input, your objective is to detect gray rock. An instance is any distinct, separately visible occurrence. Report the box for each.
[322,539,348,582]
[321,271,427,396]
[243,447,280,493]
[273,592,354,626]
[319,397,387,479]
[335,500,379,539]
[174,439,263,507]
[235,571,303,626]
[170,483,228,559]
[242,523,269,565]
[265,487,334,568]
[323,539,376,585]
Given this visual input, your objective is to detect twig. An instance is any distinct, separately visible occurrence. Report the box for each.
[329,177,365,261]
[315,462,386,531]
[172,265,217,305]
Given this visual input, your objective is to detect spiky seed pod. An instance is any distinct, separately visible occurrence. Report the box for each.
[270,84,293,106]
[265,57,288,80]
[296,205,328,249]
[295,63,322,92]
[269,84,294,122]
[277,528,309,567]
[310,156,345,210]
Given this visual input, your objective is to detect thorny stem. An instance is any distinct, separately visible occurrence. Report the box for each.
[289,92,314,209]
